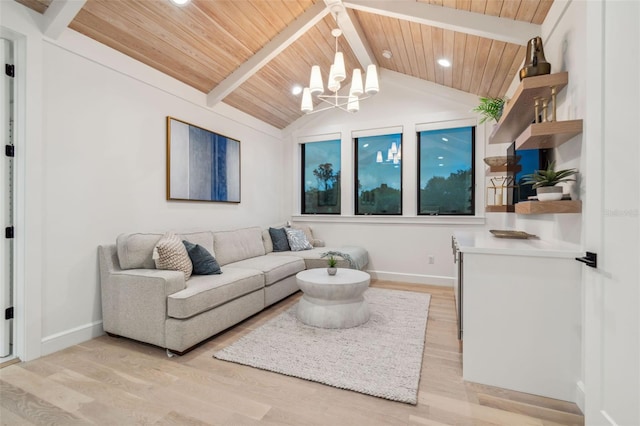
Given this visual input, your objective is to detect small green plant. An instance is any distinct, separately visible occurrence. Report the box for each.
[472,97,506,124]
[327,255,337,268]
[522,161,578,188]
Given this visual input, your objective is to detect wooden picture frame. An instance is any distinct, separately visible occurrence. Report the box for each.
[166,117,241,203]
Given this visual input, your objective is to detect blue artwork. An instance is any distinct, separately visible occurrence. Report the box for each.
[167,117,240,202]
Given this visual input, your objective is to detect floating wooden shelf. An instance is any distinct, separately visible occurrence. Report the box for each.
[515,200,582,214]
[486,205,515,213]
[489,72,569,145]
[487,164,522,174]
[515,120,583,150]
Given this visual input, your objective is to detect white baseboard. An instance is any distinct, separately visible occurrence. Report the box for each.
[41,320,104,356]
[575,380,585,414]
[367,270,453,287]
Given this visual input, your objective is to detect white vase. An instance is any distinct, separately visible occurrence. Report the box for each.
[327,267,337,276]
[536,186,563,201]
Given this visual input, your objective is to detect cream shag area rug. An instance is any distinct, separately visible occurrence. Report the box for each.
[213,288,431,404]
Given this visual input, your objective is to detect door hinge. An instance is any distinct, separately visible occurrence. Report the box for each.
[5,64,14,78]
[5,145,14,157]
[5,307,13,320]
[5,226,14,239]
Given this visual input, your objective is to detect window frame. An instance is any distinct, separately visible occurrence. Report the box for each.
[300,139,342,215]
[416,124,476,216]
[354,132,403,216]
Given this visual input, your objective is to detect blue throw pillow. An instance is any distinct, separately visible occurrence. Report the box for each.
[269,227,290,252]
[182,240,221,275]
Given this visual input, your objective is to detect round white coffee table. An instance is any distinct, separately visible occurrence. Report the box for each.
[296,268,371,329]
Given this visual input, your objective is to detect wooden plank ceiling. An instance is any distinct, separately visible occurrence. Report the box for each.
[15,0,553,130]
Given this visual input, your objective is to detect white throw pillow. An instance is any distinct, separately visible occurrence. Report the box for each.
[153,231,193,280]
[285,228,312,251]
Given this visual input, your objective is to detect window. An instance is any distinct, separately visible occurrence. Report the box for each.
[355,133,402,215]
[418,126,475,215]
[301,139,341,214]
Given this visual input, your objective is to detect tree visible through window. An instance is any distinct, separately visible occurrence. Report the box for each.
[301,140,341,214]
[355,133,402,215]
[418,126,474,215]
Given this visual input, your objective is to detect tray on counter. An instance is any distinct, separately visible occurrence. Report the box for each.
[489,230,537,239]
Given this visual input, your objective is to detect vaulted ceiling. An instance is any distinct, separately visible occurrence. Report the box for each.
[15,0,553,129]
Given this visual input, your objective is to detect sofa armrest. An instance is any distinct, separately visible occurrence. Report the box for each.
[99,245,186,348]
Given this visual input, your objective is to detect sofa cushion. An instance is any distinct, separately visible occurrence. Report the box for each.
[269,246,369,270]
[154,232,193,280]
[183,240,221,275]
[214,227,265,266]
[116,232,162,270]
[285,228,312,251]
[269,227,290,252]
[262,229,274,254]
[167,267,264,319]
[180,231,215,257]
[116,231,213,270]
[226,255,305,286]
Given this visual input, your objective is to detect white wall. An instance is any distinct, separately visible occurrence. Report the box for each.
[285,70,486,285]
[496,0,586,244]
[2,1,288,359]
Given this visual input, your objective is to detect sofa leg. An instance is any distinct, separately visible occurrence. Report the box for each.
[166,348,177,358]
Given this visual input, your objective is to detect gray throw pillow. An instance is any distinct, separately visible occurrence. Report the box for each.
[182,240,222,275]
[285,228,313,251]
[269,227,290,252]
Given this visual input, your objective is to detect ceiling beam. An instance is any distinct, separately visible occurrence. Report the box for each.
[42,0,87,39]
[207,2,329,107]
[324,0,377,68]
[343,0,541,45]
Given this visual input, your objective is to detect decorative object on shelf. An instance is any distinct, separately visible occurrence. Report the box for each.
[522,161,578,201]
[301,14,378,115]
[489,230,537,239]
[487,176,516,206]
[520,36,551,80]
[472,97,506,124]
[483,155,521,167]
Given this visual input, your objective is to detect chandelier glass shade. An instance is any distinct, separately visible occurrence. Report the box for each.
[301,27,379,114]
[376,142,401,164]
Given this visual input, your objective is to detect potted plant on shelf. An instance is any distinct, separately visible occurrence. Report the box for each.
[522,161,578,201]
[472,97,507,124]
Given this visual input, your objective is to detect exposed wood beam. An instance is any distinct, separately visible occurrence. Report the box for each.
[207,2,329,107]
[42,0,87,39]
[324,0,377,68]
[343,0,541,45]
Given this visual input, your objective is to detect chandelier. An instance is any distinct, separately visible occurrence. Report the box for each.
[300,25,379,114]
[376,142,401,164]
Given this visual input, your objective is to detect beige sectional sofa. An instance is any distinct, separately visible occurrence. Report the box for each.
[98,225,368,354]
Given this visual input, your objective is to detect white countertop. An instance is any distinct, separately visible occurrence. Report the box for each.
[453,230,583,258]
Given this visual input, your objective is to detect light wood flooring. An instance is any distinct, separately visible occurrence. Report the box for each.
[0,281,584,425]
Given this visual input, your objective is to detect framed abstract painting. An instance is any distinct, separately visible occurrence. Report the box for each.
[166,117,241,203]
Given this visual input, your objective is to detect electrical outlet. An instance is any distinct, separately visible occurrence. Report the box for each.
[428,255,435,264]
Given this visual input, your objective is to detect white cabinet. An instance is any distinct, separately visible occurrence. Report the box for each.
[453,231,582,402]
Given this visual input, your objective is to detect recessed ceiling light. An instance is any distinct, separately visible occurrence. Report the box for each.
[439,163,444,167]
[438,156,444,160]
[169,0,190,5]
[382,50,393,59]
[437,58,451,67]
[363,143,369,148]
[442,137,449,142]
[292,85,303,95]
